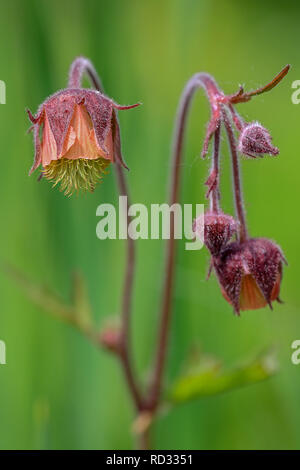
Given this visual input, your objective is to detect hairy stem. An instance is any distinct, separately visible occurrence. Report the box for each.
[68,57,143,411]
[68,56,104,90]
[210,123,221,213]
[138,426,151,450]
[222,108,248,242]
[114,161,143,410]
[228,104,245,132]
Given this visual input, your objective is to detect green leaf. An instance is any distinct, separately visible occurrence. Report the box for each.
[168,350,278,404]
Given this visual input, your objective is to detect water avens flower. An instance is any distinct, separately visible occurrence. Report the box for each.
[213,238,285,315]
[27,64,139,196]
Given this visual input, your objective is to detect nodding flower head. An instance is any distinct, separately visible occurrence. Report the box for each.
[213,238,285,315]
[238,122,279,158]
[27,89,138,196]
[194,211,238,257]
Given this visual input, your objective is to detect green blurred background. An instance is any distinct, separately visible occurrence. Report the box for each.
[0,0,299,450]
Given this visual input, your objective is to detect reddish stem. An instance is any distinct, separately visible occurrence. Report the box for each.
[68,56,104,90]
[222,108,248,242]
[228,104,245,132]
[148,73,224,409]
[209,123,221,213]
[114,160,143,410]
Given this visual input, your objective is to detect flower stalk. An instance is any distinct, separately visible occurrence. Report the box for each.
[147,72,224,410]
[222,108,248,242]
[26,57,290,448]
[68,57,143,410]
[207,124,221,213]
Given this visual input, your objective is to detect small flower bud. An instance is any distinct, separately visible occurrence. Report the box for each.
[99,326,121,353]
[194,211,238,256]
[238,122,279,158]
[213,238,285,315]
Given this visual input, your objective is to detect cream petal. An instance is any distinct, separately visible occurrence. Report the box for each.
[41,113,58,167]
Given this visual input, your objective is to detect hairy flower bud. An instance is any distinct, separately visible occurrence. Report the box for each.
[27,89,138,196]
[238,122,279,158]
[194,211,238,256]
[213,238,285,315]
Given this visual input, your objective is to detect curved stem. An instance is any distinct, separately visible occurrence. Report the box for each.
[228,104,245,132]
[114,161,142,409]
[68,57,143,410]
[148,73,223,409]
[222,108,248,242]
[68,56,104,90]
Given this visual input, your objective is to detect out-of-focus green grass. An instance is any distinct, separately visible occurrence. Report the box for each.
[0,0,299,449]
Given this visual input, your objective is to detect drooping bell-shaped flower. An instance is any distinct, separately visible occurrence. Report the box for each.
[27,88,138,195]
[213,238,285,315]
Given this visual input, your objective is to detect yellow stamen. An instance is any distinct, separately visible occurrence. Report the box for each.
[43,157,110,196]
